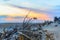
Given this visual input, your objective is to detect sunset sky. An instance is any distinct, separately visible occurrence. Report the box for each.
[0,0,60,23]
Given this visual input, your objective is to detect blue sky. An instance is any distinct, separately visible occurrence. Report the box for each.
[0,0,60,23]
[0,0,60,9]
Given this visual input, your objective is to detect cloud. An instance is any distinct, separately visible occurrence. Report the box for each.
[0,4,52,23]
[0,15,8,18]
[40,5,60,18]
[20,2,33,8]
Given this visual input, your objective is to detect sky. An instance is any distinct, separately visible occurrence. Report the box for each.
[1,0,60,9]
[0,0,60,23]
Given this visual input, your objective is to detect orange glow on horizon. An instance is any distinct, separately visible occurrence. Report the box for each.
[0,4,51,21]
[4,12,51,21]
[26,11,51,20]
[5,17,13,21]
